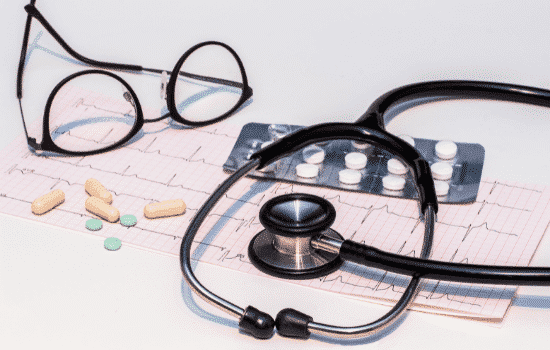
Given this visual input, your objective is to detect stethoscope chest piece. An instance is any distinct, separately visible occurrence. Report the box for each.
[248,193,344,279]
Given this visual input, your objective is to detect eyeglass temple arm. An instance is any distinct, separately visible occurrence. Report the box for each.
[23,4,143,74]
[17,4,36,99]
[19,4,251,99]
[142,67,251,91]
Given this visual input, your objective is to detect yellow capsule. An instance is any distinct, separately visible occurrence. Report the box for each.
[144,199,186,219]
[31,189,65,215]
[85,178,113,204]
[85,196,120,223]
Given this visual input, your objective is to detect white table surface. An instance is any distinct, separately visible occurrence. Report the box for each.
[3,1,550,349]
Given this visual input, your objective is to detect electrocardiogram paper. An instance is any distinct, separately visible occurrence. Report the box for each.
[1,103,550,321]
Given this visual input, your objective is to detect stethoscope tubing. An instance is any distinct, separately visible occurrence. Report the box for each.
[338,240,550,286]
[180,79,550,340]
[180,156,437,339]
[180,123,439,339]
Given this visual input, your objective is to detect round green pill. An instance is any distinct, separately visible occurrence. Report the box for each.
[86,219,103,231]
[120,214,137,227]
[104,237,122,251]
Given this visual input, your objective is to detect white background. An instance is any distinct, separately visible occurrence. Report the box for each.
[3,1,550,349]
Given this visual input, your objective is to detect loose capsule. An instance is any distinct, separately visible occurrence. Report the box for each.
[85,196,120,223]
[31,189,65,215]
[144,199,186,219]
[85,178,113,204]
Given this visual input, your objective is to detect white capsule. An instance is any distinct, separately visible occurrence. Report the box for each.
[387,158,407,175]
[345,152,368,170]
[302,145,325,164]
[435,140,457,159]
[399,134,415,147]
[434,181,450,196]
[382,175,406,191]
[431,162,453,181]
[296,163,319,178]
[339,169,362,184]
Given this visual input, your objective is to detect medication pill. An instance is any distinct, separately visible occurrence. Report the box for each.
[431,162,453,181]
[144,199,186,219]
[399,134,415,147]
[31,189,65,215]
[85,218,103,231]
[104,237,122,251]
[85,178,113,204]
[351,140,370,150]
[387,158,407,175]
[120,214,137,227]
[434,181,450,196]
[345,152,368,170]
[382,175,406,191]
[339,169,361,185]
[435,140,457,159]
[296,163,319,178]
[85,196,120,223]
[302,145,325,164]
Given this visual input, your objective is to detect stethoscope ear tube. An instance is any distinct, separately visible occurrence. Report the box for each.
[355,80,550,130]
[180,79,550,341]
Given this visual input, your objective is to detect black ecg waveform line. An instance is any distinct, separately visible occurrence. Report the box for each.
[6,165,529,244]
[482,179,543,194]
[3,132,547,315]
[62,99,238,139]
[6,164,268,212]
[0,183,536,314]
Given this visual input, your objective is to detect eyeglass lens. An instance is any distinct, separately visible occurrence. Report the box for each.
[174,44,244,123]
[48,73,138,153]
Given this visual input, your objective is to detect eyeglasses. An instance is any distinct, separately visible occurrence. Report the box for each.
[16,1,253,156]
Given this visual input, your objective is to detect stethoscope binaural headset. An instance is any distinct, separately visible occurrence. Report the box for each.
[180,80,550,340]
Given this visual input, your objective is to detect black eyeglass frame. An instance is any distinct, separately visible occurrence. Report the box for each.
[16,1,253,157]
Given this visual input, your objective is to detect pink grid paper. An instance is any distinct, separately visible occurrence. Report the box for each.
[1,100,549,320]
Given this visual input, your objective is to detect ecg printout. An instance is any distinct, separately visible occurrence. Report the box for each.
[1,91,550,321]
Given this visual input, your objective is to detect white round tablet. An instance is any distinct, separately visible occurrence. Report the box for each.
[382,175,406,191]
[345,152,368,170]
[399,134,415,147]
[339,169,362,184]
[434,180,450,196]
[302,145,325,164]
[296,163,319,178]
[431,162,453,180]
[435,140,457,159]
[387,158,407,175]
[351,140,370,150]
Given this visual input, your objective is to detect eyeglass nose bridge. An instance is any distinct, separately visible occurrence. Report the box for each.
[17,3,254,157]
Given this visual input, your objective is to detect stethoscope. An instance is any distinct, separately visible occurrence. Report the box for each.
[180,80,550,340]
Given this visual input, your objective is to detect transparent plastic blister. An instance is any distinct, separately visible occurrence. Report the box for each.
[223,123,485,203]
